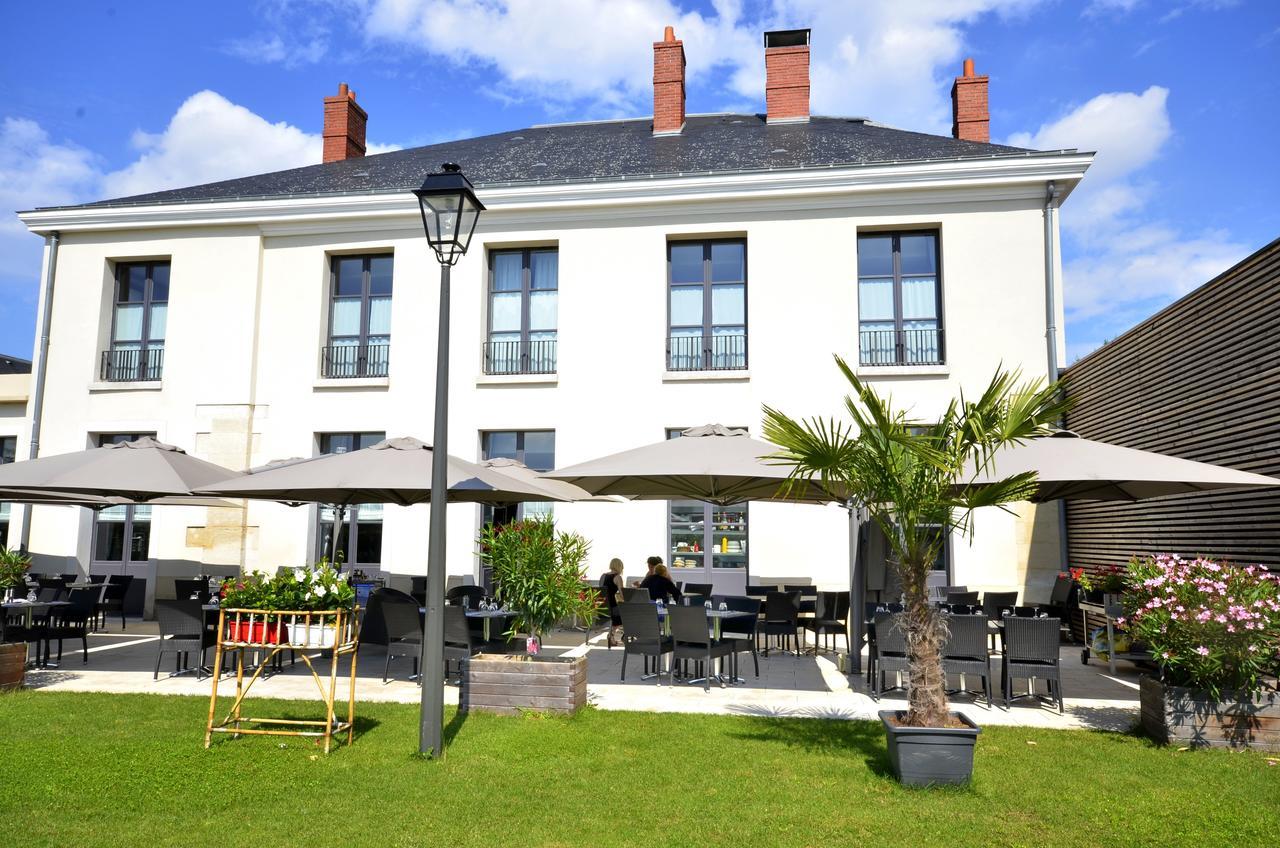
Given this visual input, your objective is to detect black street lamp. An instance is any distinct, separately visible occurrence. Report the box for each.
[413,163,485,757]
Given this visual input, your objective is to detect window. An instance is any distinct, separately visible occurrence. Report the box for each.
[0,435,14,547]
[480,430,555,525]
[316,433,386,567]
[667,240,747,371]
[857,232,943,366]
[484,248,558,375]
[92,433,154,564]
[323,254,393,378]
[103,261,168,381]
[665,429,748,575]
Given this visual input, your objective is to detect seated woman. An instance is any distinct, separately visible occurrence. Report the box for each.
[640,560,682,603]
[599,558,625,647]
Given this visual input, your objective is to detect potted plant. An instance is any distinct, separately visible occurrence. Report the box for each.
[465,518,598,715]
[219,571,289,644]
[0,546,32,691]
[765,360,1068,785]
[219,559,355,646]
[1078,565,1128,607]
[1122,554,1280,750]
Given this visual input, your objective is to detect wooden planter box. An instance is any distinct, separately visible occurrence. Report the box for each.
[1140,675,1280,751]
[460,653,588,716]
[0,642,26,692]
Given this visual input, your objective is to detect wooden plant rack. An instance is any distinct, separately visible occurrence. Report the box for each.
[204,607,360,753]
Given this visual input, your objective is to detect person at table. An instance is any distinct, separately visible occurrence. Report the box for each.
[599,558,625,647]
[640,561,682,603]
[631,556,659,588]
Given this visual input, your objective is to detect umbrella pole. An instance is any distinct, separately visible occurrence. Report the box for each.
[847,501,864,677]
[329,505,345,567]
[419,262,451,758]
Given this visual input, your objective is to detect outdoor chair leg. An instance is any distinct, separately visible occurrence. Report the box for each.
[81,635,88,664]
[383,650,391,683]
[620,649,628,681]
[154,647,163,680]
[752,647,759,677]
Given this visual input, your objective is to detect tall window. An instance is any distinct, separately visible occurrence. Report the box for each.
[485,248,558,375]
[93,433,154,565]
[665,428,748,575]
[324,254,392,378]
[857,232,943,366]
[0,435,14,547]
[104,261,168,381]
[667,240,747,371]
[316,432,386,567]
[480,431,555,525]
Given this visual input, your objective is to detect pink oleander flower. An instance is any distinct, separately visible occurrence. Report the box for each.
[1195,646,1210,656]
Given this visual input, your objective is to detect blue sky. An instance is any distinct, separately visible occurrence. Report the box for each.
[2,0,1277,363]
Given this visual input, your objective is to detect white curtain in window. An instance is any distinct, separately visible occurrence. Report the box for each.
[367,297,392,336]
[0,502,9,521]
[670,287,702,327]
[490,291,521,333]
[113,304,144,342]
[529,290,557,330]
[98,505,128,522]
[858,278,894,321]
[148,303,167,340]
[355,503,383,521]
[900,276,938,320]
[493,254,522,290]
[711,285,744,326]
[331,300,362,337]
[530,252,558,288]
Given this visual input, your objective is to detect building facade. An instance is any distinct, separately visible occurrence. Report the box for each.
[15,30,1090,609]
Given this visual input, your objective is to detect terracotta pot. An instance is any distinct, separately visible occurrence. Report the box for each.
[0,642,27,692]
[228,619,289,645]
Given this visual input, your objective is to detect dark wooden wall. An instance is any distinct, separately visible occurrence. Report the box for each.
[1062,238,1280,572]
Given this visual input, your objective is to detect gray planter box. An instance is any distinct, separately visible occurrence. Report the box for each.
[460,653,588,716]
[1140,675,1280,751]
[879,710,981,786]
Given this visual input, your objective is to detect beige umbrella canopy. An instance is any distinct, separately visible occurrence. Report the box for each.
[964,430,1280,501]
[0,436,243,502]
[195,436,571,507]
[479,458,624,503]
[543,424,845,506]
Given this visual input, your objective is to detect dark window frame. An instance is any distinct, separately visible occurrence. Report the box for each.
[666,239,748,371]
[315,432,386,567]
[664,427,749,576]
[323,253,393,378]
[91,432,155,565]
[484,247,559,375]
[480,429,556,525]
[0,435,14,548]
[104,260,168,381]
[856,230,945,366]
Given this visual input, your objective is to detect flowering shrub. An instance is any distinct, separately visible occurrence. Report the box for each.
[1121,555,1280,696]
[221,559,355,611]
[477,517,597,642]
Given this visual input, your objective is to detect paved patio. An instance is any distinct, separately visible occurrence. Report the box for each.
[18,618,1144,732]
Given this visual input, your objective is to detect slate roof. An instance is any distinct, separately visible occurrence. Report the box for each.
[0,354,32,375]
[52,113,1054,211]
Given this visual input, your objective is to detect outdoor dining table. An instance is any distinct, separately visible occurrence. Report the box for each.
[654,605,752,685]
[418,606,519,642]
[1,599,69,667]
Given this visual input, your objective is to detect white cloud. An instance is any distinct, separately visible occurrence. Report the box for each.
[224,33,329,67]
[0,118,99,237]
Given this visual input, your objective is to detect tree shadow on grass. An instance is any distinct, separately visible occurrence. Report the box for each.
[727,713,895,778]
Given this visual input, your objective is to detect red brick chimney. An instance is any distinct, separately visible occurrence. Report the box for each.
[323,82,367,163]
[951,58,989,143]
[653,26,686,135]
[764,29,810,123]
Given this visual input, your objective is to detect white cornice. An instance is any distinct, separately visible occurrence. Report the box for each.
[18,153,1092,235]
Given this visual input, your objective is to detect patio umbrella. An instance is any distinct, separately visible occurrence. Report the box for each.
[0,436,243,502]
[963,430,1280,501]
[479,457,624,503]
[0,489,238,508]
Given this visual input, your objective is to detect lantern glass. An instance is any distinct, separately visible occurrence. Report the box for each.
[414,164,485,266]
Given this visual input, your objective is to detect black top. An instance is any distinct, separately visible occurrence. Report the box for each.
[598,572,621,608]
[640,574,682,602]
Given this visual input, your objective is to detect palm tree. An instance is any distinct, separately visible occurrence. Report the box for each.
[763,357,1069,727]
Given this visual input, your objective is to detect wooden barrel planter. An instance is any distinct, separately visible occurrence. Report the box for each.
[0,642,27,692]
[460,654,588,716]
[1140,675,1280,751]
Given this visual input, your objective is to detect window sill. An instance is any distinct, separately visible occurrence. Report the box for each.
[475,373,558,387]
[855,364,950,378]
[662,370,751,383]
[88,380,164,393]
[312,377,390,390]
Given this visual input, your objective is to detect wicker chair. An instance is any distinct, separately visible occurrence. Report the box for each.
[982,591,1019,650]
[443,604,487,682]
[945,590,980,606]
[618,602,672,683]
[360,588,423,683]
[941,613,992,707]
[1002,616,1063,713]
[97,575,133,631]
[871,612,910,699]
[173,578,210,602]
[153,599,216,679]
[717,595,761,678]
[682,582,713,597]
[446,585,485,608]
[760,590,801,655]
[803,590,850,655]
[621,587,651,604]
[670,604,733,692]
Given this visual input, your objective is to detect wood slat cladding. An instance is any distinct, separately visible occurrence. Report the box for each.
[1062,238,1280,573]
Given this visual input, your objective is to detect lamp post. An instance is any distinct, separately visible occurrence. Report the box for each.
[413,163,485,757]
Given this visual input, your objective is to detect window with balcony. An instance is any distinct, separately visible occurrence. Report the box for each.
[92,433,154,566]
[323,254,392,378]
[484,248,558,375]
[857,232,944,366]
[316,432,386,567]
[0,435,14,547]
[667,240,747,371]
[103,261,167,382]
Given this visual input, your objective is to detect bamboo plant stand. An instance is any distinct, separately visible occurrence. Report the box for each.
[204,607,360,753]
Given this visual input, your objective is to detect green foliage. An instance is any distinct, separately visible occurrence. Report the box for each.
[763,357,1070,725]
[477,517,598,640]
[220,558,355,612]
[0,546,32,589]
[1121,554,1280,696]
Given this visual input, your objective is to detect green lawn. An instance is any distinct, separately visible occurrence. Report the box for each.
[0,691,1275,847]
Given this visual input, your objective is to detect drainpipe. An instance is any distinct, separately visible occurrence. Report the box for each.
[20,231,61,552]
[1043,183,1070,574]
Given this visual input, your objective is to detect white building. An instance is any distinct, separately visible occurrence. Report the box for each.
[14,29,1090,612]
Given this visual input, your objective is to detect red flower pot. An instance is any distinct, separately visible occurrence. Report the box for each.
[228,619,288,645]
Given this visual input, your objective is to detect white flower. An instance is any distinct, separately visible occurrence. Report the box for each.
[294,568,307,582]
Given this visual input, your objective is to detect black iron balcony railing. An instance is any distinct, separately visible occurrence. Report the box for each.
[666,334,748,372]
[858,328,945,367]
[482,338,557,376]
[321,343,390,379]
[100,347,164,382]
